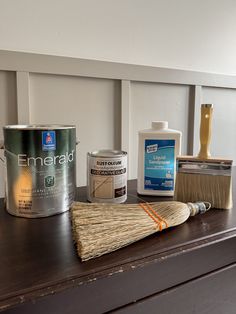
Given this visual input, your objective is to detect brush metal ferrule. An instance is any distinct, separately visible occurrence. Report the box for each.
[201,104,213,108]
[177,159,232,176]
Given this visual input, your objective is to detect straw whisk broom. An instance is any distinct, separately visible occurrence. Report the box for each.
[72,201,210,261]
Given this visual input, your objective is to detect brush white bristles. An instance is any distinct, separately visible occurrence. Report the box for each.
[174,173,232,210]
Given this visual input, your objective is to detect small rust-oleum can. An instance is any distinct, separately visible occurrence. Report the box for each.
[87,150,127,203]
[3,125,76,218]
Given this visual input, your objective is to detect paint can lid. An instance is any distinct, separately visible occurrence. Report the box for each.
[3,125,76,130]
[88,150,127,158]
[152,121,168,129]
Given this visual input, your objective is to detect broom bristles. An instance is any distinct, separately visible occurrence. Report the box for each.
[174,173,232,210]
[72,201,190,261]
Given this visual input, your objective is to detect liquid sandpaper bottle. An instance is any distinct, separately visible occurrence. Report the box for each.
[137,121,182,196]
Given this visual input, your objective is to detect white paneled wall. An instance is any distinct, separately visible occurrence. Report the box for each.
[30,73,121,187]
[129,82,190,179]
[0,50,236,198]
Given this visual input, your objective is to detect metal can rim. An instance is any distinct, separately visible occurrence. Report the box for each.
[4,125,76,130]
[88,149,127,158]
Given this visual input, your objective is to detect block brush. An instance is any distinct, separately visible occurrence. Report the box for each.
[174,104,233,209]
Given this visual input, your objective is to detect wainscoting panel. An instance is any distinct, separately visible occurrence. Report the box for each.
[201,87,236,164]
[29,73,121,187]
[129,82,190,179]
[0,50,236,198]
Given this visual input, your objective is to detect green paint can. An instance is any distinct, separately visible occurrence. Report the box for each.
[3,125,76,218]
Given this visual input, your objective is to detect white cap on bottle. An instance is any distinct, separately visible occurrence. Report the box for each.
[152,121,168,129]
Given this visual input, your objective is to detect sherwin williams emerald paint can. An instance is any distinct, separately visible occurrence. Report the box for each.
[3,125,76,218]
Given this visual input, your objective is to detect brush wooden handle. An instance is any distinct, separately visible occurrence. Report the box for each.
[198,104,213,159]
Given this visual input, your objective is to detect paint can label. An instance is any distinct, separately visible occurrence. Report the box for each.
[87,151,127,203]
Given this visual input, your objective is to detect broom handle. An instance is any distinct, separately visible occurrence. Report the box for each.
[198,104,213,159]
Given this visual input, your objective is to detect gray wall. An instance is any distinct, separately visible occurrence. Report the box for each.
[1,0,236,75]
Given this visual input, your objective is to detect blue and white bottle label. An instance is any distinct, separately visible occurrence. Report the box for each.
[144,139,175,191]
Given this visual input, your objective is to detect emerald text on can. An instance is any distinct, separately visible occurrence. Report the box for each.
[17,150,75,166]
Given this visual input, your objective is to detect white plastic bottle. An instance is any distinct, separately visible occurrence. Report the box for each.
[137,121,182,196]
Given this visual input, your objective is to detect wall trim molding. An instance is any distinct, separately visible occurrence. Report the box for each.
[1,50,236,88]
[16,71,30,124]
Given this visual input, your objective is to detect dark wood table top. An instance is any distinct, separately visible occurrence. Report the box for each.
[0,173,236,313]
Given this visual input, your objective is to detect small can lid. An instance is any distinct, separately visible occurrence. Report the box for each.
[152,121,168,129]
[88,149,127,158]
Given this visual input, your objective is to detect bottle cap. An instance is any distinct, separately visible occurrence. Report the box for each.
[152,121,168,129]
